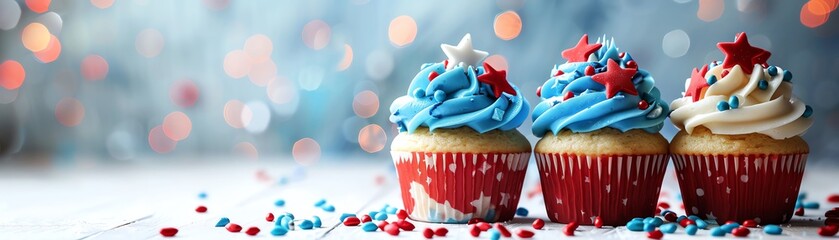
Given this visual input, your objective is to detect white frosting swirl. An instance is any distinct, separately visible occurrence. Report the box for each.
[670,64,813,139]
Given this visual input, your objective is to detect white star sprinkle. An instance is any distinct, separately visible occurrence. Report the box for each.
[440,33,488,71]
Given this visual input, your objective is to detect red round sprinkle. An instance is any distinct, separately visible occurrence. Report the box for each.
[826,209,839,218]
[619,52,626,58]
[533,218,545,230]
[494,223,512,237]
[422,228,434,239]
[434,227,449,236]
[638,100,649,110]
[265,213,274,222]
[647,229,663,239]
[159,227,178,237]
[396,220,415,231]
[245,226,260,236]
[664,212,677,222]
[657,202,670,209]
[384,223,400,236]
[828,194,839,203]
[516,228,535,238]
[195,205,207,213]
[360,214,372,223]
[826,218,839,227]
[679,218,694,227]
[819,225,839,236]
[585,65,595,76]
[795,207,805,216]
[226,223,242,232]
[377,220,389,231]
[468,218,485,224]
[397,209,409,220]
[626,60,637,69]
[563,222,578,236]
[476,222,491,231]
[536,86,542,98]
[732,227,750,237]
[469,224,481,237]
[594,216,604,228]
[742,219,757,228]
[563,91,574,101]
[343,216,360,226]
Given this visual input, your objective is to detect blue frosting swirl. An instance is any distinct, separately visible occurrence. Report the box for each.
[390,62,529,133]
[531,39,669,137]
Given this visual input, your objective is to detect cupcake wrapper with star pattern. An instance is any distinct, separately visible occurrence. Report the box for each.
[535,153,668,226]
[391,151,530,223]
[672,153,807,224]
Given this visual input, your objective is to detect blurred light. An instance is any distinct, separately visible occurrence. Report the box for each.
[0,88,18,104]
[662,29,690,58]
[162,111,192,141]
[55,97,85,127]
[365,49,394,81]
[233,142,259,160]
[25,0,50,13]
[337,44,353,71]
[484,55,509,71]
[223,99,247,128]
[801,0,831,28]
[34,35,61,63]
[90,0,114,9]
[107,130,137,160]
[302,19,331,50]
[170,79,199,108]
[136,28,165,58]
[0,0,21,31]
[244,34,273,64]
[248,60,276,87]
[341,117,367,143]
[242,101,271,133]
[358,124,387,153]
[0,60,25,90]
[352,90,379,118]
[388,15,417,47]
[223,50,250,79]
[697,0,724,22]
[35,11,62,34]
[202,0,229,10]
[298,65,324,91]
[81,54,109,81]
[148,125,176,153]
[22,23,51,52]
[493,11,522,41]
[293,138,320,166]
[749,34,772,50]
[674,0,692,3]
[267,76,296,104]
[808,0,838,15]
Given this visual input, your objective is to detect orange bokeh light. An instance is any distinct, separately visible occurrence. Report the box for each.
[25,0,50,13]
[22,23,51,52]
[293,138,321,166]
[802,0,832,28]
[223,100,247,128]
[697,0,724,22]
[353,90,379,118]
[337,44,353,71]
[162,111,192,141]
[55,97,85,127]
[388,15,417,47]
[34,35,61,63]
[234,142,259,159]
[244,34,273,64]
[484,55,509,71]
[223,50,250,79]
[494,11,522,41]
[302,19,331,50]
[248,60,276,87]
[81,54,109,81]
[90,0,114,9]
[358,124,387,153]
[0,60,26,90]
[148,125,177,154]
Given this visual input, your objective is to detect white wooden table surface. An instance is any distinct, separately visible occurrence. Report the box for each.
[1,157,837,240]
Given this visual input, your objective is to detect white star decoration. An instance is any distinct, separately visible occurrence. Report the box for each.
[441,33,488,71]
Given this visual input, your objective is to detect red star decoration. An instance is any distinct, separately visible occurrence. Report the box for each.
[591,59,638,99]
[477,62,516,98]
[685,64,709,102]
[561,34,602,62]
[717,32,771,74]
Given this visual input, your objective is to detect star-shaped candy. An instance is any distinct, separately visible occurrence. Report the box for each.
[477,62,516,98]
[561,34,602,62]
[717,32,771,74]
[685,64,710,102]
[441,33,489,70]
[591,59,638,99]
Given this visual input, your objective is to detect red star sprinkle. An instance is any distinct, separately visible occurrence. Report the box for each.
[685,64,709,102]
[477,62,516,98]
[591,59,638,98]
[717,32,771,74]
[561,34,602,62]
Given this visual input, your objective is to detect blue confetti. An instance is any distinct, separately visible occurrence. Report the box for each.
[695,219,708,229]
[687,215,700,221]
[626,220,644,231]
[729,96,739,109]
[795,201,803,209]
[283,213,295,220]
[782,70,792,82]
[710,227,726,237]
[275,216,285,225]
[374,211,388,221]
[385,206,398,214]
[322,204,335,212]
[515,207,529,217]
[314,199,326,207]
[676,215,687,223]
[721,223,740,233]
[660,223,677,233]
[313,216,322,228]
[767,66,778,76]
[798,192,807,200]
[340,213,355,222]
[489,229,501,240]
[197,192,207,199]
[280,217,292,229]
[215,217,230,227]
[686,225,698,235]
[362,222,378,232]
[274,199,286,207]
[803,201,820,209]
[270,227,288,236]
[299,220,314,230]
[643,222,656,232]
[764,224,782,235]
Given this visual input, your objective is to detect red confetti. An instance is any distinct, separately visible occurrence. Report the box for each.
[594,216,603,228]
[664,212,677,222]
[721,69,730,78]
[377,220,389,231]
[434,227,449,236]
[516,228,535,238]
[468,218,485,224]
[563,222,578,236]
[469,224,481,237]
[533,218,545,230]
[685,65,710,102]
[343,216,360,226]
[717,32,771,74]
[265,213,274,222]
[397,209,409,220]
[477,63,516,98]
[442,59,448,69]
[195,205,207,213]
[638,100,649,110]
[226,223,242,232]
[826,218,839,227]
[360,214,372,223]
[647,229,663,239]
[742,219,757,228]
[732,227,750,237]
[561,34,602,62]
[828,194,839,203]
[563,91,574,101]
[657,202,671,209]
[818,225,838,236]
[159,227,178,237]
[396,220,415,231]
[795,207,805,216]
[422,228,434,239]
[679,218,695,227]
[553,70,564,77]
[385,223,401,236]
[535,86,542,98]
[494,223,512,237]
[585,65,595,76]
[591,59,639,98]
[654,207,662,215]
[245,226,260,236]
[476,222,491,231]
[428,71,439,81]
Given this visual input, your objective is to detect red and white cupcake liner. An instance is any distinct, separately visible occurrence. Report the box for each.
[391,151,530,223]
[535,153,668,226]
[672,153,807,224]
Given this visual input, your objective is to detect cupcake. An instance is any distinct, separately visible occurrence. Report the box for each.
[531,35,670,226]
[669,32,813,224]
[389,34,531,223]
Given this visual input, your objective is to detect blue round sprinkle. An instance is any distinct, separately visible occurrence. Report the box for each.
[274,199,286,207]
[782,70,792,82]
[515,207,529,217]
[489,229,501,240]
[215,217,230,227]
[374,211,388,221]
[299,220,314,230]
[314,199,326,207]
[643,222,656,232]
[660,223,677,233]
[764,224,783,235]
[758,79,768,90]
[270,227,288,236]
[412,88,425,98]
[707,75,717,85]
[803,201,820,209]
[710,227,726,237]
[695,219,708,229]
[313,216,322,228]
[322,204,335,212]
[803,105,813,118]
[686,225,698,235]
[729,96,740,109]
[767,66,778,76]
[361,222,378,232]
[626,221,645,231]
[433,90,446,102]
[339,213,355,222]
[717,101,730,111]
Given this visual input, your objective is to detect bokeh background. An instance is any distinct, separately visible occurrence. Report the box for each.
[1,0,838,167]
